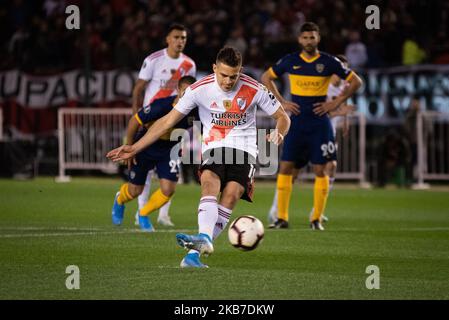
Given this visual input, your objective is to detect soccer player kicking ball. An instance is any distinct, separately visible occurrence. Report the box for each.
[107,47,290,268]
[110,76,198,232]
[261,22,362,231]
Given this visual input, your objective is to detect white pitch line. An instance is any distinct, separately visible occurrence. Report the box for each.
[266,227,449,232]
[331,227,449,232]
[0,228,196,239]
[1,226,447,239]
[0,227,102,231]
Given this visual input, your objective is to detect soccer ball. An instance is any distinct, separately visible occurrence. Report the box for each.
[228,215,264,251]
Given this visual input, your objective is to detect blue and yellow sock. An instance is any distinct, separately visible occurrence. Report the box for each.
[117,184,134,205]
[277,174,293,221]
[140,188,171,216]
[311,176,330,222]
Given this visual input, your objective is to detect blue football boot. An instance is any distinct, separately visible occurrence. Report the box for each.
[138,214,155,232]
[176,233,214,256]
[111,192,125,225]
[180,252,208,268]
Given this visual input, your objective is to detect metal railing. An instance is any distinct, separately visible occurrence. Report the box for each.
[57,108,132,181]
[414,111,449,188]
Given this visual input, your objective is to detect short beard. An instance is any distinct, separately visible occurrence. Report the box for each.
[304,46,317,54]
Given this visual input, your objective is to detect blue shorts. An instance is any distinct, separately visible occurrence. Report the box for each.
[128,150,180,185]
[281,119,337,166]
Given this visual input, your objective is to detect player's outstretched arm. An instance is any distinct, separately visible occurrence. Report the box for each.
[106,109,186,162]
[314,72,363,116]
[126,116,140,146]
[261,70,300,115]
[132,79,149,114]
[123,116,141,169]
[266,106,291,145]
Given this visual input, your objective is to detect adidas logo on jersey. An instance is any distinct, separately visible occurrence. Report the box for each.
[210,102,219,109]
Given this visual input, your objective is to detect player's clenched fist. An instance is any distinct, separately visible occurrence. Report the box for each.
[266,130,284,145]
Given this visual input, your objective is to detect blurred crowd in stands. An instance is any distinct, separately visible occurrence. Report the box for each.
[1,0,449,74]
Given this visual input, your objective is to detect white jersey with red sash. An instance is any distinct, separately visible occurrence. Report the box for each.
[138,48,196,106]
[174,74,281,159]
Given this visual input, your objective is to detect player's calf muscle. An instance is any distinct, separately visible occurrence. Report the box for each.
[220,186,244,209]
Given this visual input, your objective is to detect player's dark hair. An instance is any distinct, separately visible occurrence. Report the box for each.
[336,54,348,64]
[167,23,187,35]
[178,75,196,87]
[216,47,242,67]
[300,22,320,34]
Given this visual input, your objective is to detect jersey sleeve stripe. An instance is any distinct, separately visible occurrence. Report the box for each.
[190,75,214,89]
[148,53,163,61]
[191,79,214,91]
[191,79,212,90]
[268,67,278,79]
[240,78,259,88]
[240,74,259,84]
[148,50,164,61]
[135,114,143,125]
[195,74,214,83]
[192,74,213,85]
[345,71,355,81]
[240,75,259,87]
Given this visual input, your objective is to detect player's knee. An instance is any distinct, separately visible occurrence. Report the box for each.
[313,166,326,177]
[326,161,337,176]
[160,186,175,198]
[201,181,220,196]
[279,161,294,175]
[200,174,220,196]
[159,180,176,198]
[128,184,143,198]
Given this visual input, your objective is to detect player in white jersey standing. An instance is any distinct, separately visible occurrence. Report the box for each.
[108,47,291,268]
[267,54,356,226]
[131,23,196,227]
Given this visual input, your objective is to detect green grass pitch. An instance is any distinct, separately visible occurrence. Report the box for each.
[0,177,448,299]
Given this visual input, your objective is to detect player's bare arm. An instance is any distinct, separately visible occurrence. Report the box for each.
[266,106,291,145]
[132,79,149,114]
[124,116,141,169]
[261,70,300,115]
[313,72,363,116]
[107,109,186,162]
[126,116,141,146]
[329,104,356,118]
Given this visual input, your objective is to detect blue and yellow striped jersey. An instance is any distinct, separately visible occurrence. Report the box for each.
[269,51,354,125]
[134,95,199,156]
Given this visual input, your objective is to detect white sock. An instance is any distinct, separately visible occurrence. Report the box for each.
[158,199,172,219]
[197,196,218,240]
[213,205,232,240]
[138,171,153,209]
[188,249,199,255]
[268,188,278,219]
[329,177,335,192]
